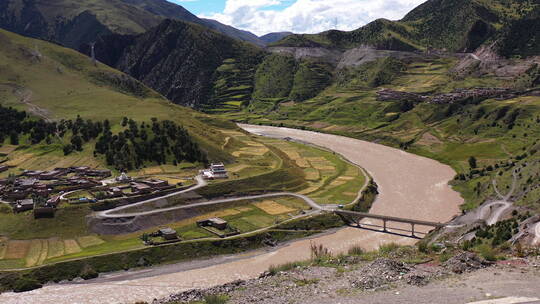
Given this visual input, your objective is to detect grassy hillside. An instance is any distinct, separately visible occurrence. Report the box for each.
[0,0,265,50]
[221,55,540,213]
[0,28,230,170]
[253,54,298,99]
[0,0,161,48]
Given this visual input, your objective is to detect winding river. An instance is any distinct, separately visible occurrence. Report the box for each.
[0,125,463,304]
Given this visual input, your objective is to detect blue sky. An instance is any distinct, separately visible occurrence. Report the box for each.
[168,0,426,36]
[171,1,225,15]
[172,0,295,15]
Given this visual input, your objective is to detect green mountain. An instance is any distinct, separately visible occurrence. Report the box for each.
[259,32,294,44]
[120,0,265,46]
[273,0,539,56]
[87,19,264,108]
[0,0,159,49]
[0,0,265,50]
[0,28,229,171]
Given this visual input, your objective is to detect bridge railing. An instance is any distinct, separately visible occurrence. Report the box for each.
[334,210,445,228]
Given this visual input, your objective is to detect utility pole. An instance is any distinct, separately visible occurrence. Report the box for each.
[90,42,97,66]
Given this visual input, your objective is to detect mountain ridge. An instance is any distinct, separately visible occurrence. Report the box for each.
[272,0,539,57]
[0,0,267,49]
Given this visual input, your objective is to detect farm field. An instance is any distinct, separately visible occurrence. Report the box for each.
[0,129,367,270]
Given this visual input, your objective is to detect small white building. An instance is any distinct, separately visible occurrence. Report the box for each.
[201,163,228,179]
[115,172,131,182]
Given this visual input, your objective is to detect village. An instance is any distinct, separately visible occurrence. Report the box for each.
[0,163,230,221]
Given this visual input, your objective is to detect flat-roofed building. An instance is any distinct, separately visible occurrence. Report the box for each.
[197,217,228,230]
[141,179,169,189]
[201,163,228,180]
[14,199,34,213]
[158,228,178,240]
[39,170,65,180]
[131,182,151,194]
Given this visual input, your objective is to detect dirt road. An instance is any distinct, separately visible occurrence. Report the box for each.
[102,192,323,218]
[96,175,208,218]
[0,125,463,304]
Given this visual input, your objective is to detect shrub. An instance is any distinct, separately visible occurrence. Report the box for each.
[468,156,477,168]
[417,241,429,253]
[0,204,12,214]
[204,294,229,304]
[253,54,296,99]
[80,266,98,280]
[378,243,400,255]
[268,261,305,275]
[13,278,42,293]
[347,245,365,256]
[310,242,332,264]
[476,244,497,261]
[439,251,453,263]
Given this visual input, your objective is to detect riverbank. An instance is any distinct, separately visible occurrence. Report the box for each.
[154,248,540,304]
[0,125,463,304]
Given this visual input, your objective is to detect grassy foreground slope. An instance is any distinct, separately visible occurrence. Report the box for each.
[0,28,230,170]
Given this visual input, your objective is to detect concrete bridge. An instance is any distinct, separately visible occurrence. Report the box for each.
[334,210,445,238]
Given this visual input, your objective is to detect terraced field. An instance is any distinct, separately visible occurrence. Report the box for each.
[0,128,367,270]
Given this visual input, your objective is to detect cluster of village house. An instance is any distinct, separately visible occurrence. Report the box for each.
[0,165,178,218]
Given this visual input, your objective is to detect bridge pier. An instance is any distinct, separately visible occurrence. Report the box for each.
[411,223,415,237]
[383,219,387,232]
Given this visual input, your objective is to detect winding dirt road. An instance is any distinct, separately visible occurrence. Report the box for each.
[0,125,463,304]
[101,192,323,218]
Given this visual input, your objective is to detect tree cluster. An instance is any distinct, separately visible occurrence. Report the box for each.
[0,106,207,171]
[0,105,56,145]
[94,117,207,171]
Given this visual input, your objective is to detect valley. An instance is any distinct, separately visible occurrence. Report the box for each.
[0,124,462,304]
[0,0,539,303]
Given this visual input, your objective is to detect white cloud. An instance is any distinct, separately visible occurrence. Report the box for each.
[200,0,426,36]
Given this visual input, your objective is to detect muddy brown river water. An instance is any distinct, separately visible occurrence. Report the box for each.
[0,125,463,304]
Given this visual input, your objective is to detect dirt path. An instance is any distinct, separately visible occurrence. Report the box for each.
[96,176,208,218]
[479,171,517,226]
[534,222,540,245]
[0,125,463,304]
[14,87,52,122]
[100,192,323,219]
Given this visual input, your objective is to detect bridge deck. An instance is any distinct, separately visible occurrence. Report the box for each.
[334,210,445,228]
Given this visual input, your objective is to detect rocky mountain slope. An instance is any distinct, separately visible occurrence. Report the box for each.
[0,0,265,50]
[85,19,264,107]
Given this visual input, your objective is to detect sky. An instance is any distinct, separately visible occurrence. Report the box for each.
[170,0,427,36]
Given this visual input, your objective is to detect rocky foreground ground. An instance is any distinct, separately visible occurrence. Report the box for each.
[152,251,540,304]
